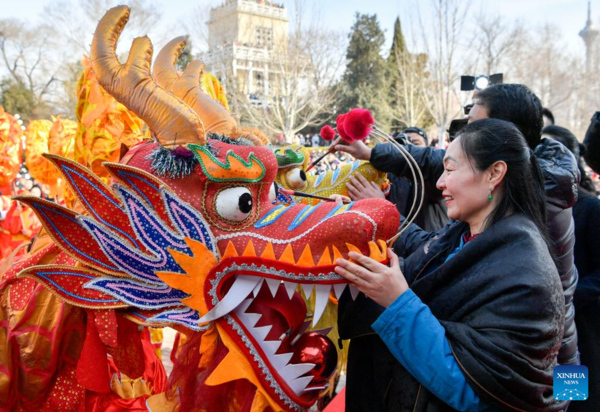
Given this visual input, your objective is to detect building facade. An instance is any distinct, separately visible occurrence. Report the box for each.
[204,0,288,102]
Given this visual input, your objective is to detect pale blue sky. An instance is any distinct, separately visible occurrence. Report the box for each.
[0,0,594,55]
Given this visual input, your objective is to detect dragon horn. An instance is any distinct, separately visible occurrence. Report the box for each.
[153,36,187,92]
[153,37,238,137]
[91,6,205,148]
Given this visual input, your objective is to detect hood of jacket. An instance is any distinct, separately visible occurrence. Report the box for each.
[535,138,579,210]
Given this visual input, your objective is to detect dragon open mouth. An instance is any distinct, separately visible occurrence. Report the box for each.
[207,240,389,405]
[202,198,399,409]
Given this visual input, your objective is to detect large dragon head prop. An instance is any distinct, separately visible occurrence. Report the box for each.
[13,7,399,412]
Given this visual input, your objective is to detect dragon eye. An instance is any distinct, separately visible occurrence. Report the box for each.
[216,187,253,221]
[285,168,307,189]
[269,183,279,203]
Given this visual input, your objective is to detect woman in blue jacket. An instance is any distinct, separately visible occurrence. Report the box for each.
[335,119,566,411]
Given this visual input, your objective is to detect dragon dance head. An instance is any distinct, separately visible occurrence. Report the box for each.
[13,7,399,412]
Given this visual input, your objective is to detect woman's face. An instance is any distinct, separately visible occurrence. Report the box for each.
[436,137,495,231]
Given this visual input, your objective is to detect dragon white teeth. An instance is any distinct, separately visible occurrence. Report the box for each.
[236,307,262,328]
[235,298,253,315]
[262,339,282,357]
[279,362,316,382]
[252,278,264,297]
[272,352,294,370]
[283,281,297,299]
[289,375,315,395]
[311,327,333,336]
[252,325,272,341]
[303,383,330,392]
[301,284,314,300]
[265,278,280,297]
[312,285,331,327]
[349,285,360,300]
[198,275,261,323]
[297,320,311,337]
[333,283,347,299]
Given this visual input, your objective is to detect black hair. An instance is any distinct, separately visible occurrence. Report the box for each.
[457,119,549,244]
[30,184,44,198]
[476,84,543,150]
[542,125,597,194]
[402,127,429,143]
[542,107,555,125]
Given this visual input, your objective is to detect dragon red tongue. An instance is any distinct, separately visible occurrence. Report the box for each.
[247,283,307,341]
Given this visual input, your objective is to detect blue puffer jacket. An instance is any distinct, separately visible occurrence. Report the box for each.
[368,138,580,365]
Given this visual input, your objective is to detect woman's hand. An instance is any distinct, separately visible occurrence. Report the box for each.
[346,172,385,200]
[334,248,408,308]
[329,194,351,205]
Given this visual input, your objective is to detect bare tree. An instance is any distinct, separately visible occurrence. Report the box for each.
[43,0,164,55]
[386,47,433,129]
[472,13,526,75]
[217,1,346,142]
[0,19,61,117]
[413,0,471,142]
[183,3,213,54]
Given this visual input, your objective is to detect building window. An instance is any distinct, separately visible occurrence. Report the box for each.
[255,26,273,49]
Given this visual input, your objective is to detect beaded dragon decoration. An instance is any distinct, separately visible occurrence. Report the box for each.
[274,145,390,205]
[0,7,399,412]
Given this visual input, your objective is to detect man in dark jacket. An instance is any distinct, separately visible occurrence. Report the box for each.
[583,111,600,174]
[337,83,580,366]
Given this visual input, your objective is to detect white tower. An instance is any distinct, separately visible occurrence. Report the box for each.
[579,1,600,73]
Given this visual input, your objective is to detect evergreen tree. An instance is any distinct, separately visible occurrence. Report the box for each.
[0,79,36,121]
[385,17,434,132]
[340,13,389,129]
[387,17,408,132]
[176,36,194,72]
[388,17,406,69]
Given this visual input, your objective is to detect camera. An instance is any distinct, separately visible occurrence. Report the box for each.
[392,132,410,145]
[447,118,468,142]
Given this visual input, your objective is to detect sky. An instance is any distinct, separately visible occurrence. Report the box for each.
[0,0,594,62]
[0,0,594,50]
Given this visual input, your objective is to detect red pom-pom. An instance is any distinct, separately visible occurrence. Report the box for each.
[320,125,336,141]
[344,108,374,142]
[336,114,349,141]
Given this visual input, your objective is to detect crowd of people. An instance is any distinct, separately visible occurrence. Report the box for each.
[328,83,600,412]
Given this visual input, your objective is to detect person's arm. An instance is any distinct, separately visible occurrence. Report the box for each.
[372,289,487,412]
[370,143,446,184]
[333,140,446,185]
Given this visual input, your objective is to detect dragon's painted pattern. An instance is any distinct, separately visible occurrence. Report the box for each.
[274,145,390,205]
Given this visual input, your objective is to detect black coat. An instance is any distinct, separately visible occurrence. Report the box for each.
[568,187,600,412]
[534,139,579,365]
[368,139,580,365]
[372,144,449,232]
[339,215,566,411]
[572,186,600,309]
[583,111,600,174]
[386,175,449,232]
